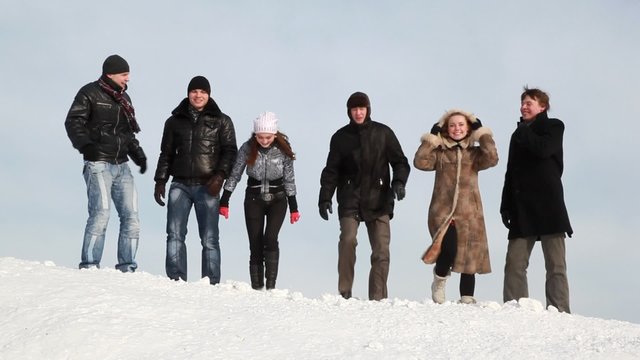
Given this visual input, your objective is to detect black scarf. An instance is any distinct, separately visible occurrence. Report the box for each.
[98,77,141,133]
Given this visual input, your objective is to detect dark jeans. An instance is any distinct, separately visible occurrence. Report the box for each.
[434,223,475,297]
[165,182,221,284]
[243,193,287,265]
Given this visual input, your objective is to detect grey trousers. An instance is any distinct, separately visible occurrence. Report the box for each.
[338,215,391,300]
[503,233,571,313]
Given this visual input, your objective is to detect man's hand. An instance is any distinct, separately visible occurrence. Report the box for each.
[206,174,224,196]
[318,202,332,221]
[392,182,406,201]
[501,211,511,229]
[154,182,166,207]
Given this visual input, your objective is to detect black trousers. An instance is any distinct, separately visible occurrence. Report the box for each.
[434,223,476,297]
[243,193,287,265]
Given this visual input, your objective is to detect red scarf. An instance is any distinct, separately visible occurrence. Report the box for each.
[98,78,141,133]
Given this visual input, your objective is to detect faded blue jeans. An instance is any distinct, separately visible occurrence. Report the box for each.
[165,182,221,284]
[80,161,139,272]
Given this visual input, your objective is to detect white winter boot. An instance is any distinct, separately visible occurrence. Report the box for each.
[431,271,449,304]
[458,295,477,304]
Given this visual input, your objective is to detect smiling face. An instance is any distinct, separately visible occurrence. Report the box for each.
[188,89,210,111]
[255,132,276,148]
[520,95,546,121]
[446,114,469,141]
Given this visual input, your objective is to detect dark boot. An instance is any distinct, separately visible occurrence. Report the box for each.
[264,250,279,290]
[249,263,264,290]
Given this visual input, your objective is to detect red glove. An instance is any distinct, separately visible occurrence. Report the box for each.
[290,211,300,224]
[219,206,229,219]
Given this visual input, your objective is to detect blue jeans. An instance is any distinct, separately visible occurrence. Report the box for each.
[80,161,140,272]
[165,182,221,284]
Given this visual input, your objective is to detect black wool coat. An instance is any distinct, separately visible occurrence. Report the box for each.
[319,118,410,222]
[500,111,573,239]
[154,98,237,185]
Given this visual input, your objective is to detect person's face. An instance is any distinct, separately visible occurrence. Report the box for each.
[350,107,367,124]
[255,132,276,148]
[189,89,210,111]
[520,95,546,121]
[446,114,469,141]
[106,72,129,89]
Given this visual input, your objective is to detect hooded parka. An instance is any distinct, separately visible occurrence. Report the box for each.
[414,110,498,274]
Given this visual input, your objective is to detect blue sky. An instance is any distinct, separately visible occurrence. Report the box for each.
[1,0,639,323]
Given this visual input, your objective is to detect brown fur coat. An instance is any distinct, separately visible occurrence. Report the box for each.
[413,109,498,274]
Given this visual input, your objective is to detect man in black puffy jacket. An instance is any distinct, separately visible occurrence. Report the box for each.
[319,92,410,300]
[65,54,147,272]
[154,76,237,284]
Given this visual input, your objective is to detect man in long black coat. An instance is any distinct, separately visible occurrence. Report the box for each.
[318,92,410,300]
[501,87,573,313]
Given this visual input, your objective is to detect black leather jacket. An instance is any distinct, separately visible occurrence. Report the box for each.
[65,78,145,164]
[154,98,237,185]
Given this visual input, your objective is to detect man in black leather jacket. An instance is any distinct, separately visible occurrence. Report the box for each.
[154,76,237,284]
[65,54,147,272]
[319,92,410,300]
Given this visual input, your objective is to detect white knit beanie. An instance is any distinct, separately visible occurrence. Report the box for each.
[254,111,278,134]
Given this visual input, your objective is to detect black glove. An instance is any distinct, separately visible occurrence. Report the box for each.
[80,143,97,157]
[129,147,147,174]
[471,118,483,130]
[430,123,442,135]
[219,189,232,207]
[501,211,511,229]
[138,159,147,174]
[319,201,333,221]
[154,182,166,207]
[206,174,224,196]
[392,182,406,201]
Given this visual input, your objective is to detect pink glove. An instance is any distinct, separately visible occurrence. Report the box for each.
[219,206,229,219]
[290,211,300,224]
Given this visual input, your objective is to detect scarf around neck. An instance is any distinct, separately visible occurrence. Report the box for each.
[98,77,141,133]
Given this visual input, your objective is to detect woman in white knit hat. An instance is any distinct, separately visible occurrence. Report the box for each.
[219,111,299,290]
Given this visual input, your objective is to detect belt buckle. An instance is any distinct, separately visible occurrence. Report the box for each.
[261,193,274,202]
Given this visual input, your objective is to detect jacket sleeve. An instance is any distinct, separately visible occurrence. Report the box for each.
[154,118,174,184]
[513,119,564,159]
[471,128,498,171]
[386,128,410,186]
[223,141,249,193]
[413,133,441,171]
[318,134,341,204]
[64,90,93,151]
[216,116,238,178]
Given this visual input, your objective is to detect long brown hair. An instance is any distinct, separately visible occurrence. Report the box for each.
[246,131,296,166]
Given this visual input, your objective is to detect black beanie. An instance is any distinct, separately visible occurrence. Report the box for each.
[188,76,211,95]
[102,55,129,75]
[346,92,370,109]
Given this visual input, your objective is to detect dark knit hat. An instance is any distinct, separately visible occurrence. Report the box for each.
[102,55,130,75]
[346,91,370,109]
[187,76,211,95]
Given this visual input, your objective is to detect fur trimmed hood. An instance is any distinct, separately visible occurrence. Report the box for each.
[420,109,492,148]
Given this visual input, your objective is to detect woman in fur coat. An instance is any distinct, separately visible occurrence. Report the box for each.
[413,109,498,304]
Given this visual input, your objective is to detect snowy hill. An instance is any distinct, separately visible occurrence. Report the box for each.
[1,257,639,360]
